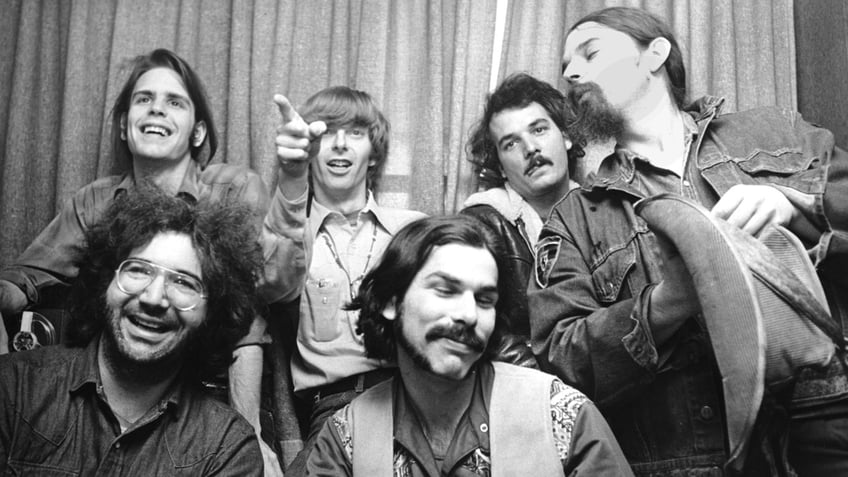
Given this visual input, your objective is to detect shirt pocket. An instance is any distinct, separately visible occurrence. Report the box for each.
[591,242,637,304]
[7,410,79,476]
[304,277,344,342]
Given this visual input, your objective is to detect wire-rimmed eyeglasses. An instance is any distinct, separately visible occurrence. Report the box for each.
[115,259,207,311]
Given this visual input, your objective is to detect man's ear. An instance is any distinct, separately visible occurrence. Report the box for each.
[382,298,398,321]
[192,121,207,147]
[563,135,573,151]
[120,114,128,141]
[644,37,671,73]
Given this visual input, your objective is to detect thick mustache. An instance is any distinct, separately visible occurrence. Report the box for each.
[524,153,551,175]
[426,323,485,352]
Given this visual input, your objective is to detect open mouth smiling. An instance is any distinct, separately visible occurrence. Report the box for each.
[126,313,173,334]
[141,125,173,137]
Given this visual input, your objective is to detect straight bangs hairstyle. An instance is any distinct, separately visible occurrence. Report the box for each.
[300,86,390,192]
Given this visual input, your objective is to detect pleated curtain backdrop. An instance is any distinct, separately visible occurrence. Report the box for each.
[0,0,796,266]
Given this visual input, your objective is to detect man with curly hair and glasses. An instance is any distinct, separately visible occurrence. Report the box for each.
[0,187,266,475]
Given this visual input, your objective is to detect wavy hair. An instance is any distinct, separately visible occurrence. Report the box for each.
[66,185,263,380]
[347,215,512,362]
[467,73,585,190]
[111,48,218,171]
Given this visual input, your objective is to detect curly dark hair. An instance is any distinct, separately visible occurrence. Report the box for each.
[466,73,585,190]
[111,48,218,172]
[65,185,263,380]
[347,214,513,362]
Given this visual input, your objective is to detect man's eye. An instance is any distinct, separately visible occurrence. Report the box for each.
[125,265,152,276]
[534,126,548,134]
[134,96,151,104]
[502,140,516,151]
[434,286,457,296]
[477,295,498,309]
[169,99,185,108]
[587,50,598,61]
[170,275,202,294]
[349,128,366,137]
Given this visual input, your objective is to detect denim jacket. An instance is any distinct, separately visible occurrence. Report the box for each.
[528,97,848,476]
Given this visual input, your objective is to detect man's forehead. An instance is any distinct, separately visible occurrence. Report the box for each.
[563,22,622,55]
[128,231,201,276]
[132,67,191,99]
[417,243,498,288]
[490,102,553,134]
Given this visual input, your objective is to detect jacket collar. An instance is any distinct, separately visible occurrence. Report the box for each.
[583,95,725,197]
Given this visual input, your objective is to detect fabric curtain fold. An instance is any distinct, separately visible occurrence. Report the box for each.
[0,0,796,264]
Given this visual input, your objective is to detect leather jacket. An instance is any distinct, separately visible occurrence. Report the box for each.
[462,204,538,368]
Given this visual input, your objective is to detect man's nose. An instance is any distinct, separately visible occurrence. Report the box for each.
[562,62,582,83]
[138,274,170,309]
[524,136,540,159]
[332,130,348,151]
[452,291,479,326]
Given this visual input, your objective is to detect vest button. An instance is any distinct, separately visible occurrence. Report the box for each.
[700,405,715,420]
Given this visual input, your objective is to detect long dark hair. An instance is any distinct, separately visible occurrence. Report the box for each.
[111,48,218,171]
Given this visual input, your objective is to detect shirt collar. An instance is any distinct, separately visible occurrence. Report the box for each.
[393,362,494,473]
[68,335,182,412]
[308,190,391,239]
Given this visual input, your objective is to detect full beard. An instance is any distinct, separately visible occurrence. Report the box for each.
[568,82,626,142]
[99,298,189,386]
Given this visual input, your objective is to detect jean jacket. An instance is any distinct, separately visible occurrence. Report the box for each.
[528,96,848,476]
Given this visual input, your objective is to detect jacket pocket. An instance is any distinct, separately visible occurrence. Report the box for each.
[734,148,814,176]
[591,242,636,304]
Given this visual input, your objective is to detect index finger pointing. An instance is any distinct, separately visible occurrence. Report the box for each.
[274,94,303,125]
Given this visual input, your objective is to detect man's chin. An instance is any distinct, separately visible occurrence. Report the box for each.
[568,86,625,142]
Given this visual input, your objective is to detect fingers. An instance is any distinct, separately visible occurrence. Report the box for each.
[711,184,794,237]
[274,94,300,125]
[273,94,322,163]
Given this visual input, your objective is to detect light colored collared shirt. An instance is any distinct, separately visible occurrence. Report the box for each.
[283,192,425,391]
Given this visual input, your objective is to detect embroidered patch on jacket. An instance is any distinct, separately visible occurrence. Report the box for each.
[535,235,562,288]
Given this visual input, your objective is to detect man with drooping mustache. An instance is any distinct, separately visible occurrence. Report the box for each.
[529,6,848,476]
[303,214,633,476]
[0,187,264,475]
[462,73,585,368]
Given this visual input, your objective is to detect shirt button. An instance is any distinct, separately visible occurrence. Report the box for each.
[700,405,715,420]
[683,179,691,187]
[115,442,121,449]
[480,423,488,433]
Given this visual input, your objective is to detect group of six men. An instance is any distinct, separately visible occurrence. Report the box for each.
[2,6,847,476]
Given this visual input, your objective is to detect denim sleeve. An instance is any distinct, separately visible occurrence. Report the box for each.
[204,420,263,477]
[821,142,848,268]
[0,188,95,309]
[528,208,659,409]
